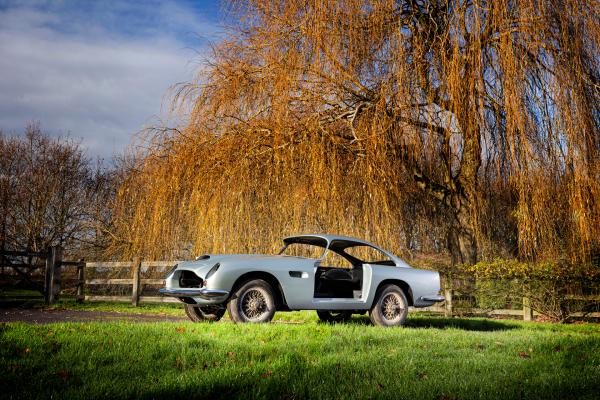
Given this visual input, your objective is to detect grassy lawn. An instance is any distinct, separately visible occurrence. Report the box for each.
[1,314,599,400]
[47,299,186,316]
[0,293,318,321]
[43,300,319,322]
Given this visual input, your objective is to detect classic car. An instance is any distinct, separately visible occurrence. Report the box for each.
[159,234,444,326]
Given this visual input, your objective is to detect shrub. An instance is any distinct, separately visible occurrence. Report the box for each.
[438,260,600,321]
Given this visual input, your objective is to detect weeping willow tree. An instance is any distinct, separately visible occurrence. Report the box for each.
[110,0,600,264]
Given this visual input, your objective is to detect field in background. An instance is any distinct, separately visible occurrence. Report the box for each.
[1,312,600,399]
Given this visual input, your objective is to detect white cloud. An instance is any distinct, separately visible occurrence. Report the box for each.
[0,1,221,161]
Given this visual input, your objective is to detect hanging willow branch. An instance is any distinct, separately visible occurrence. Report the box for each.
[109,0,600,264]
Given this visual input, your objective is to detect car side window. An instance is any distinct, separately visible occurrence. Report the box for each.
[281,243,325,259]
[321,250,353,269]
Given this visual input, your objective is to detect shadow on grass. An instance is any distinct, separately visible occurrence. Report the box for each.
[404,316,521,331]
[319,314,521,331]
[0,298,44,309]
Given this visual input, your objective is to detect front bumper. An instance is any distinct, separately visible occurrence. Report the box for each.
[159,288,229,302]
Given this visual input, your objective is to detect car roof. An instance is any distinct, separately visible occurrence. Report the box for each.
[282,233,408,267]
[283,233,380,248]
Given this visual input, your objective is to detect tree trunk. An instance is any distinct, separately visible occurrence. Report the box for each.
[447,191,478,266]
[412,161,479,266]
[449,105,482,266]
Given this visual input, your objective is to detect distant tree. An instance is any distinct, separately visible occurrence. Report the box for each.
[0,124,115,257]
[112,0,600,263]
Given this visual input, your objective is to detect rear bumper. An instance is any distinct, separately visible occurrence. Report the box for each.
[159,288,229,302]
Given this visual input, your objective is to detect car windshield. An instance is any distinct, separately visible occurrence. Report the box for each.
[279,236,328,259]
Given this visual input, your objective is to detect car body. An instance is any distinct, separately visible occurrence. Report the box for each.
[160,234,444,326]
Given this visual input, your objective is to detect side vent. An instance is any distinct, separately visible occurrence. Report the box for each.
[195,254,210,261]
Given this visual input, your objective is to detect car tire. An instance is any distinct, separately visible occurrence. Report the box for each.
[184,304,225,322]
[369,284,409,327]
[227,279,276,323]
[316,310,352,323]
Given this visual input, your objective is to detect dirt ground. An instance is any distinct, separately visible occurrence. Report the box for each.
[0,307,187,324]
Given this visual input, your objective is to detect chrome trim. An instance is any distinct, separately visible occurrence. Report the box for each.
[420,295,445,302]
[159,288,229,299]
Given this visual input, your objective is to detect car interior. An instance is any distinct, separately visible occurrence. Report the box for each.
[313,240,394,299]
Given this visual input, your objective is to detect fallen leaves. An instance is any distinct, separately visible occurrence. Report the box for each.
[260,370,273,378]
[56,370,70,381]
[175,326,186,333]
[518,351,530,359]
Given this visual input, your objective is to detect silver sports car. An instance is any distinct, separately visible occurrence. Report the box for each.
[160,234,444,326]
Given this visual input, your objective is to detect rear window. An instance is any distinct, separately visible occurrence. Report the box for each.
[342,245,393,265]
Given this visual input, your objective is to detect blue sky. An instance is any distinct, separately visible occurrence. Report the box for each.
[0,0,225,161]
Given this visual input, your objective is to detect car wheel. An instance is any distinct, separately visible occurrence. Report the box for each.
[184,304,225,322]
[227,279,276,323]
[316,310,352,323]
[369,284,408,327]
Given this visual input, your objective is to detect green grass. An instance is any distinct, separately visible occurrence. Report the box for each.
[0,288,320,320]
[1,294,320,320]
[1,314,599,400]
[50,299,320,321]
[48,299,186,316]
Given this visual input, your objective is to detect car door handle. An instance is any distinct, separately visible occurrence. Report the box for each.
[289,271,309,278]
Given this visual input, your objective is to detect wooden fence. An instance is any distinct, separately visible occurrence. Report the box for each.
[0,247,177,305]
[83,259,178,304]
[0,246,74,304]
[426,287,600,319]
[1,247,598,320]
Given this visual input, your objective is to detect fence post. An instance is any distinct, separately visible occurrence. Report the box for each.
[76,259,85,303]
[523,296,533,321]
[444,288,453,317]
[44,248,52,304]
[131,256,141,306]
[44,246,62,304]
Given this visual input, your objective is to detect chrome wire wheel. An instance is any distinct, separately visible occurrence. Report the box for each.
[240,288,268,320]
[381,293,405,323]
[227,279,276,324]
[369,284,409,327]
